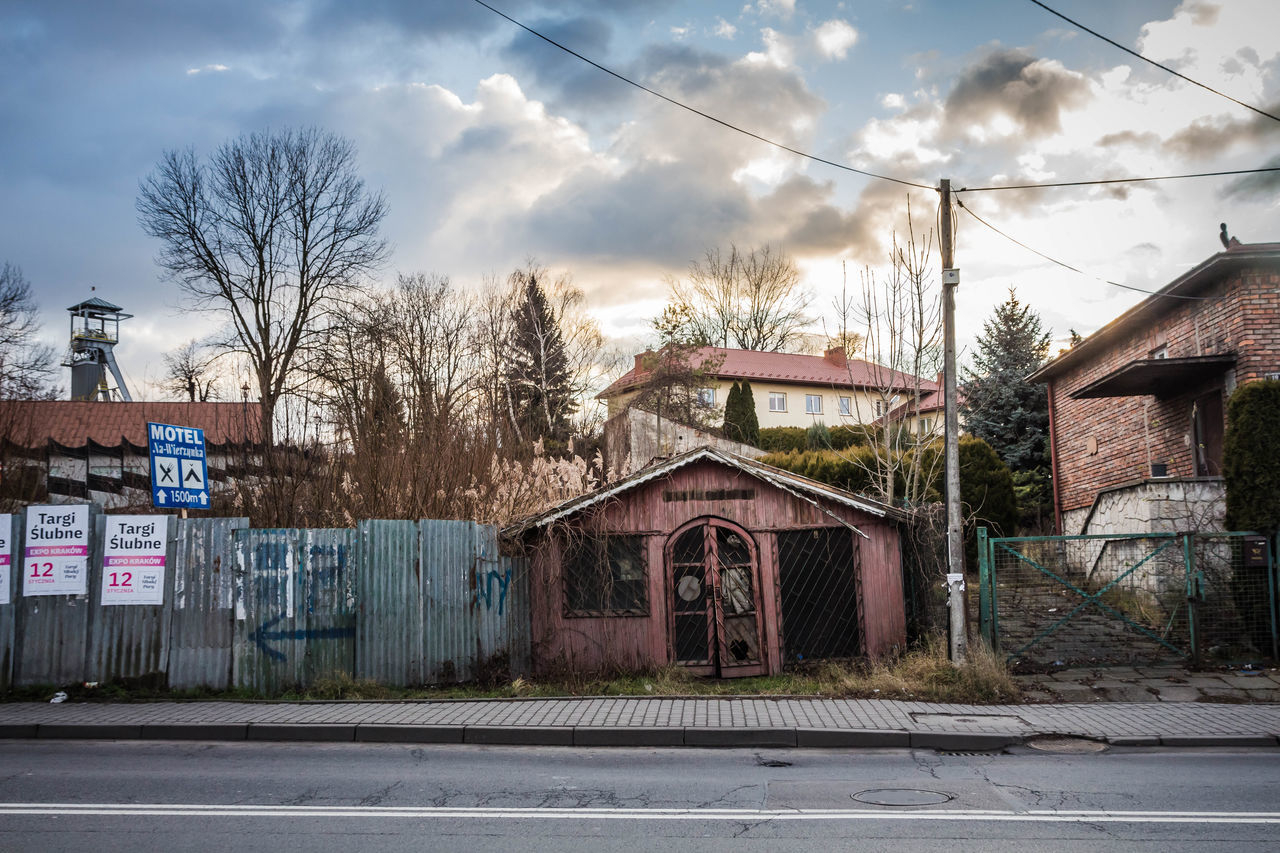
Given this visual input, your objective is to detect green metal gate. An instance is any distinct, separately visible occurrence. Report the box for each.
[979,529,1279,669]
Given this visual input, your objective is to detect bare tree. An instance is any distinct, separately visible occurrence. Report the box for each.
[161,339,221,401]
[659,244,811,352]
[0,263,57,399]
[136,127,388,446]
[834,203,943,505]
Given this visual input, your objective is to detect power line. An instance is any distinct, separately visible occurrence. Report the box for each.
[955,198,1211,301]
[469,0,934,190]
[962,165,1280,193]
[1024,0,1280,123]
[474,0,1280,196]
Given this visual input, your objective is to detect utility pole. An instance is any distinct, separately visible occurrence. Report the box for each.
[940,178,968,664]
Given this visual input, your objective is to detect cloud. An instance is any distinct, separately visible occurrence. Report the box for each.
[943,49,1090,140]
[744,27,794,68]
[1163,109,1280,159]
[751,0,796,20]
[813,20,858,61]
[713,17,737,39]
[1222,153,1280,200]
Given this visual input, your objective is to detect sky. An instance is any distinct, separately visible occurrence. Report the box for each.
[3,0,1278,399]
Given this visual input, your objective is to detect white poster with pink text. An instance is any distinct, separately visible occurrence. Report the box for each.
[23,505,89,596]
[0,513,12,603]
[101,515,168,606]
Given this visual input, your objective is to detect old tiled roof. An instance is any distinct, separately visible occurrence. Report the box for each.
[0,401,261,448]
[598,346,936,399]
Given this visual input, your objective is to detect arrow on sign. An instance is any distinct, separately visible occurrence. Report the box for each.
[250,614,356,662]
[157,489,167,504]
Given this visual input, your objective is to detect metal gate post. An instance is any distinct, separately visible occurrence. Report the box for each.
[1184,533,1199,665]
[977,527,992,647]
[1268,533,1279,661]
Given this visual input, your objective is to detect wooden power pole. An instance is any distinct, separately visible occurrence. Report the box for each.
[939,178,968,664]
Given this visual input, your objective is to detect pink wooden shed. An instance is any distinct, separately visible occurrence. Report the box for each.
[504,447,908,678]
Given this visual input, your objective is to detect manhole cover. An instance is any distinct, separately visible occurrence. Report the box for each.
[851,788,955,807]
[1026,736,1108,754]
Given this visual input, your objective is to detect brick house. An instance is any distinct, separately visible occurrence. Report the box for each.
[1030,241,1280,535]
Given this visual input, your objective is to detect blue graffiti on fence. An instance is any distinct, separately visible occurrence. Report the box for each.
[475,567,512,616]
[251,614,356,662]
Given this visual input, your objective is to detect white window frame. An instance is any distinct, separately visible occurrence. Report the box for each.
[838,396,852,417]
[697,387,715,406]
[805,394,822,415]
[769,392,787,412]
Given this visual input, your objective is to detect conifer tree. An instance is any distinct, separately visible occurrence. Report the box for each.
[508,268,575,443]
[960,289,1052,526]
[722,380,745,441]
[739,380,760,446]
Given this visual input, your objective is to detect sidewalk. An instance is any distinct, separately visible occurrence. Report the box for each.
[2,696,1278,750]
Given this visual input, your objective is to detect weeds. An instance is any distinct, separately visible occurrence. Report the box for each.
[1,636,1021,705]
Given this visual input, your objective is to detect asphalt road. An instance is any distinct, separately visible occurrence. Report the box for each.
[0,740,1276,852]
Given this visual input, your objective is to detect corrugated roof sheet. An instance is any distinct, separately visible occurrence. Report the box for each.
[0,401,261,447]
[503,446,905,537]
[599,346,936,398]
[67,296,125,312]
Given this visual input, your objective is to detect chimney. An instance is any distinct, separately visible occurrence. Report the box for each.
[635,350,654,372]
[824,346,847,368]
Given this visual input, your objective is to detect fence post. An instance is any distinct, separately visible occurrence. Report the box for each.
[977,526,991,647]
[1184,533,1199,665]
[1269,533,1279,661]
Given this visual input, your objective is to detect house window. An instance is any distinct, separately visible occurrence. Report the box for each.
[918,417,933,435]
[564,534,647,617]
[697,387,715,406]
[838,396,852,416]
[1150,344,1168,359]
[769,392,787,412]
[805,394,822,414]
[874,399,885,417]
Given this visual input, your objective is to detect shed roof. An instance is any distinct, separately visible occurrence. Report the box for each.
[67,296,125,313]
[504,445,905,537]
[0,401,261,448]
[598,346,935,399]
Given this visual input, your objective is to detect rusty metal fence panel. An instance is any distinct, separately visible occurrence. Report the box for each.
[84,514,175,685]
[233,528,356,694]
[355,520,422,686]
[167,516,246,690]
[5,511,530,693]
[0,515,18,691]
[13,506,101,687]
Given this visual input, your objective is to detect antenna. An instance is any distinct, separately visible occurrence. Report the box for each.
[62,296,134,401]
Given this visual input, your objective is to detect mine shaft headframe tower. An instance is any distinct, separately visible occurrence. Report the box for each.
[63,296,134,401]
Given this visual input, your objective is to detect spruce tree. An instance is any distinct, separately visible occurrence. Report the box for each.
[960,289,1052,526]
[509,269,575,444]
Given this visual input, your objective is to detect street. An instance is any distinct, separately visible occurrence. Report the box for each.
[0,740,1276,851]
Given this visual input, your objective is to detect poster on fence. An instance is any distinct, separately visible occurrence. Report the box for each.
[23,504,90,596]
[0,513,11,603]
[101,515,168,605]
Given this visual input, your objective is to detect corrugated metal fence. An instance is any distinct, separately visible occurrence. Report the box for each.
[1,513,529,693]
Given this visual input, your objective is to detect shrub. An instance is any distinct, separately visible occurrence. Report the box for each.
[1224,379,1280,534]
[806,421,831,450]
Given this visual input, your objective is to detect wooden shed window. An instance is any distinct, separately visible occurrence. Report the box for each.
[564,534,648,617]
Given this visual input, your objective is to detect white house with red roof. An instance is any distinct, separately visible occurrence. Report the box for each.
[598,346,936,432]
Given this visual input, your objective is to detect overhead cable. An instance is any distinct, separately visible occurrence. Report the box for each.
[956,199,1212,301]
[1025,0,1280,123]
[469,0,934,190]
[962,165,1280,193]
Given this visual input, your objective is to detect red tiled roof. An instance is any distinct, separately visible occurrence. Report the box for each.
[0,401,261,448]
[599,346,936,399]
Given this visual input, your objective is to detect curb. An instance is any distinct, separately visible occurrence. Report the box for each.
[1,723,1276,749]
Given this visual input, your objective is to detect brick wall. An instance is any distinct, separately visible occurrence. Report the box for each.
[1049,266,1280,515]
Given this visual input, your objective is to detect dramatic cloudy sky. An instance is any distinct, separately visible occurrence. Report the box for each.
[3,0,1279,397]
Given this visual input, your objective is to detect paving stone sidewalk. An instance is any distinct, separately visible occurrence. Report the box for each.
[1015,666,1280,704]
[1,696,1277,750]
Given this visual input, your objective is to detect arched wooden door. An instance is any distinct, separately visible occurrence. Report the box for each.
[665,518,766,677]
